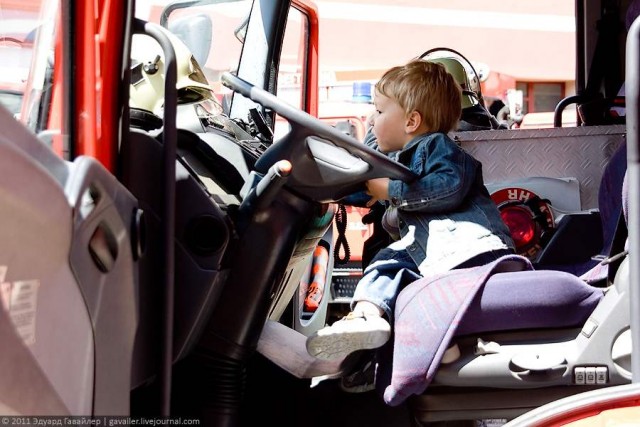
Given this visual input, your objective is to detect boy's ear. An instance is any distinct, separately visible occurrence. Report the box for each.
[405,110,422,133]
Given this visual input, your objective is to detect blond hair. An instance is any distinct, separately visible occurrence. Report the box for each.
[375,60,461,133]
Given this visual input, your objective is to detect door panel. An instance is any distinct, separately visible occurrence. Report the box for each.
[0,107,94,414]
[66,156,139,415]
[0,105,140,415]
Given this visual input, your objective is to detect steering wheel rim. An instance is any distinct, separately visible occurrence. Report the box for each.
[220,72,417,200]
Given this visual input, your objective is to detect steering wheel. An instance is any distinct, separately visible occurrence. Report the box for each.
[220,72,417,202]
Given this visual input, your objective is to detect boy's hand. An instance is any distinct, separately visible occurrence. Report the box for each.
[365,178,390,207]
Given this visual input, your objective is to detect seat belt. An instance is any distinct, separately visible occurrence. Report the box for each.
[605,210,628,282]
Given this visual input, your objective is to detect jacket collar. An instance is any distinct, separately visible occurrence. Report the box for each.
[397,132,436,163]
[401,132,437,152]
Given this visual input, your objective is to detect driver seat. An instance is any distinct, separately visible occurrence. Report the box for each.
[380,174,629,419]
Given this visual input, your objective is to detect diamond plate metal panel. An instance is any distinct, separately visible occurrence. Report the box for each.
[453,125,626,210]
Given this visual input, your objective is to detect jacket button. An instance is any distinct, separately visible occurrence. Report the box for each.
[408,244,416,251]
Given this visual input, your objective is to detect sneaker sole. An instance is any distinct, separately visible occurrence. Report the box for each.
[306,328,389,360]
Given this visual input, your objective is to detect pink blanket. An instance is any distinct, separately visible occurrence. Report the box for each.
[382,255,533,406]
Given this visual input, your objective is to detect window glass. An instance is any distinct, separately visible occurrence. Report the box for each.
[274,6,308,140]
[533,82,564,112]
[0,0,55,127]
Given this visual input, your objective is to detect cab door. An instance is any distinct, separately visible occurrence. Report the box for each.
[0,0,140,416]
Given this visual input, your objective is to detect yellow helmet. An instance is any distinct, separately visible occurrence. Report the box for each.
[427,56,478,109]
[130,27,215,116]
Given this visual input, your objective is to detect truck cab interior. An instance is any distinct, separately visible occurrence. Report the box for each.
[0,1,639,427]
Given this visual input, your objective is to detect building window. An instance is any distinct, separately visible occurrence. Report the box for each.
[516,82,565,114]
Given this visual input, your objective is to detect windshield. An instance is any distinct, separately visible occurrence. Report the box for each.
[0,0,53,122]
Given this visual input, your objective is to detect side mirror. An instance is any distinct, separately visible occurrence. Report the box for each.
[168,14,212,66]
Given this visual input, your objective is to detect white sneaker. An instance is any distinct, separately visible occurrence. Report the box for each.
[306,312,391,360]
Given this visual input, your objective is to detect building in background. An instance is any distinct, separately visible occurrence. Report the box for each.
[0,0,578,128]
[312,0,576,126]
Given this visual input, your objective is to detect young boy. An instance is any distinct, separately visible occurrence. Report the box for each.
[306,59,515,362]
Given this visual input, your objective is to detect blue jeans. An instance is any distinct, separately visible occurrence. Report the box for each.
[351,247,513,320]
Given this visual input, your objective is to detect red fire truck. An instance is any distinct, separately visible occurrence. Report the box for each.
[0,1,638,426]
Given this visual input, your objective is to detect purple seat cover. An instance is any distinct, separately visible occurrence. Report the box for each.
[456,269,605,335]
[380,255,604,406]
[378,163,624,406]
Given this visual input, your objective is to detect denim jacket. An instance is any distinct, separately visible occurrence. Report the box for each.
[385,132,515,275]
